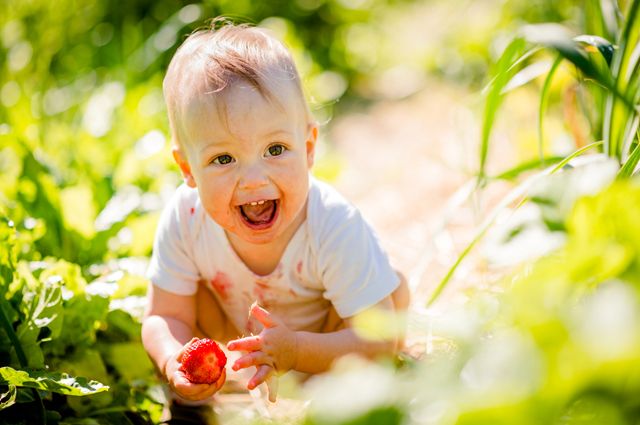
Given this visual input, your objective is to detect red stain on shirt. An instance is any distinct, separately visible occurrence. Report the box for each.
[253,279,274,310]
[254,285,267,302]
[190,207,195,215]
[255,279,269,288]
[296,261,303,274]
[210,272,232,301]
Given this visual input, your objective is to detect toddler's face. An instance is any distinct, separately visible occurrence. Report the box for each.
[176,78,316,246]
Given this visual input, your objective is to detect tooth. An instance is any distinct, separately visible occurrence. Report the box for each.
[250,202,257,206]
[258,200,265,205]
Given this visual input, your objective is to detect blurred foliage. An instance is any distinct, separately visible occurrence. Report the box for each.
[303,161,640,425]
[431,0,640,308]
[477,0,639,181]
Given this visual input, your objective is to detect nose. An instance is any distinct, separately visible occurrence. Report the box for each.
[238,160,269,190]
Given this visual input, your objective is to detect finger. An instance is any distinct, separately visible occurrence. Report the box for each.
[214,368,227,393]
[266,375,278,403]
[175,369,226,400]
[248,364,273,390]
[250,302,277,328]
[172,377,211,396]
[232,351,269,371]
[227,335,261,352]
[169,369,194,387]
[177,337,199,361]
[197,375,224,399]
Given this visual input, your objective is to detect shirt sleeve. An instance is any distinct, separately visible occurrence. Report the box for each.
[146,186,200,295]
[313,184,400,318]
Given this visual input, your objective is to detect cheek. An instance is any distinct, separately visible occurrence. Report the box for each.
[195,174,234,212]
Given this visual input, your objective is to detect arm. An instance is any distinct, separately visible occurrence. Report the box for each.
[142,283,196,372]
[141,283,225,401]
[227,276,409,399]
[294,295,397,373]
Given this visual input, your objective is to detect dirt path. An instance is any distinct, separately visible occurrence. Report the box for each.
[329,80,492,306]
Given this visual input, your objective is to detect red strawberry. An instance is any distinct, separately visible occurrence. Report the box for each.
[179,338,227,384]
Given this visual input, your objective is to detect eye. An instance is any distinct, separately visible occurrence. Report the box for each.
[266,144,286,157]
[212,154,234,165]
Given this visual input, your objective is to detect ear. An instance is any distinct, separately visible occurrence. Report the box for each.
[305,124,318,168]
[172,147,197,188]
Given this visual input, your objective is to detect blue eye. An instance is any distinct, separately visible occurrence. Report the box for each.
[212,154,234,165]
[266,144,286,157]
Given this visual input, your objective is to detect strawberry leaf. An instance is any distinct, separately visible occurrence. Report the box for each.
[0,367,108,396]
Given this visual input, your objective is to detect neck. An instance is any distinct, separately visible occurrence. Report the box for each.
[227,236,286,276]
[226,205,307,276]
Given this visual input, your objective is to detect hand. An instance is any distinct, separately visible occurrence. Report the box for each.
[227,303,297,402]
[164,338,226,402]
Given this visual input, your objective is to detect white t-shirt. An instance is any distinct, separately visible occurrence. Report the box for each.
[147,177,400,334]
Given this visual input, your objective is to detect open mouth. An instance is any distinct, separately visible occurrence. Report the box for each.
[239,199,279,229]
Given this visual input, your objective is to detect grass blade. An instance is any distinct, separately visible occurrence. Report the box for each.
[604,0,640,160]
[479,37,527,182]
[492,155,565,181]
[426,169,547,307]
[427,141,603,307]
[585,0,619,41]
[618,139,640,178]
[523,24,632,109]
[538,55,563,162]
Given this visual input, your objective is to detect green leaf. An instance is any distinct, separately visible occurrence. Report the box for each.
[0,218,17,298]
[102,342,155,382]
[104,309,142,341]
[585,0,619,41]
[603,0,640,161]
[574,35,615,65]
[42,293,109,357]
[38,259,87,296]
[538,55,563,161]
[0,385,17,410]
[617,142,640,178]
[0,367,108,396]
[492,155,565,181]
[52,349,110,386]
[480,37,528,181]
[15,279,64,368]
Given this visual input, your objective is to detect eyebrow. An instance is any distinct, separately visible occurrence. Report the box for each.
[197,128,294,155]
[263,129,292,138]
[199,140,233,155]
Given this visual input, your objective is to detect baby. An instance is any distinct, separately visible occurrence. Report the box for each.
[141,20,409,408]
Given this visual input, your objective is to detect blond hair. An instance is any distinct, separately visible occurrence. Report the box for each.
[163,20,311,147]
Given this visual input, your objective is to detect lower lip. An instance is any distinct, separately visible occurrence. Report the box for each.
[239,201,279,231]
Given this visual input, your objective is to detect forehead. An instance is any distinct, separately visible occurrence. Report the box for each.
[179,74,306,145]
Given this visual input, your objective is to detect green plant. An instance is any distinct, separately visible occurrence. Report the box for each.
[303,162,640,425]
[0,219,163,424]
[480,0,639,180]
[429,0,640,306]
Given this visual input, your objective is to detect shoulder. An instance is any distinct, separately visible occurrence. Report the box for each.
[306,177,364,247]
[308,177,358,225]
[158,184,206,239]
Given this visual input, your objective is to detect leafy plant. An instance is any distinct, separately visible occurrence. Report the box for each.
[304,163,640,425]
[0,219,162,424]
[429,0,640,306]
[480,0,639,180]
